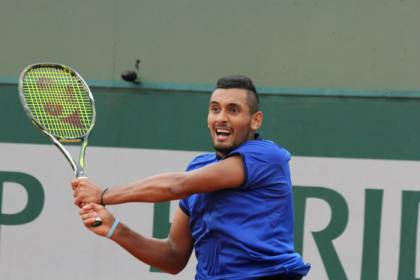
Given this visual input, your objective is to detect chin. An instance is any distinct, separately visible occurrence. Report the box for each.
[213,143,235,156]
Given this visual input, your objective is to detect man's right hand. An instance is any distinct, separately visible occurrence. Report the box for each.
[79,203,117,237]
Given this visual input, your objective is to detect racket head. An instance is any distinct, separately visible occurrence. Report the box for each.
[18,63,96,142]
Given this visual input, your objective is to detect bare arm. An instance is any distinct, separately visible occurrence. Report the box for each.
[81,204,193,274]
[73,155,244,206]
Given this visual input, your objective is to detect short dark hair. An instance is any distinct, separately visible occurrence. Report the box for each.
[215,75,260,114]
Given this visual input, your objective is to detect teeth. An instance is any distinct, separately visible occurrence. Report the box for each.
[216,128,230,134]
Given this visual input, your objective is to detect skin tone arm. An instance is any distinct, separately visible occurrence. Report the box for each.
[74,155,244,274]
[80,203,193,274]
[72,155,244,206]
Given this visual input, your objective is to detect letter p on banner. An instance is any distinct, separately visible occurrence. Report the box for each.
[0,171,44,225]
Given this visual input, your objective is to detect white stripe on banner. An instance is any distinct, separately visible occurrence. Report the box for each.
[0,143,419,280]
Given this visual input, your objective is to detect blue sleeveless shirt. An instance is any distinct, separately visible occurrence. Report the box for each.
[179,139,310,279]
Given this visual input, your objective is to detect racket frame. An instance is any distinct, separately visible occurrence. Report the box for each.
[18,63,96,178]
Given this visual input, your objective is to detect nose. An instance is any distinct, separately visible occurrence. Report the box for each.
[215,109,228,122]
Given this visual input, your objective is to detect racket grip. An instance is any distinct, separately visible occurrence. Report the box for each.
[74,176,102,227]
[91,216,102,227]
[75,175,102,226]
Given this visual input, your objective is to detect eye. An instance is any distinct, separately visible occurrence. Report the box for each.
[228,105,241,113]
[210,105,220,113]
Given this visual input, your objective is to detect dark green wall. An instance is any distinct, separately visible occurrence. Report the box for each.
[2,83,420,160]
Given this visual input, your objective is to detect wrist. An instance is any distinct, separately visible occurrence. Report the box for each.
[100,188,109,205]
[106,218,120,239]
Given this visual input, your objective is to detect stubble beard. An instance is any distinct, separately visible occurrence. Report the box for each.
[213,144,233,157]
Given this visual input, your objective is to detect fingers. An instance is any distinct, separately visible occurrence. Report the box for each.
[80,203,94,213]
[71,178,101,207]
[73,186,79,198]
[90,202,105,212]
[71,177,88,190]
[82,216,102,227]
[71,179,79,191]
[79,203,105,220]
[80,204,100,225]
[78,203,116,237]
[80,210,96,221]
[74,196,83,208]
[72,180,84,207]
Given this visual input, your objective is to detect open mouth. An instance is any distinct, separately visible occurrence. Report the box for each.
[216,128,231,136]
[215,128,232,141]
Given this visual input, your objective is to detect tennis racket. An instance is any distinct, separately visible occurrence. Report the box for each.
[18,63,102,227]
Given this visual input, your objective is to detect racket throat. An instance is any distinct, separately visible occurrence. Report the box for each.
[50,134,89,178]
[76,168,87,178]
[76,138,89,178]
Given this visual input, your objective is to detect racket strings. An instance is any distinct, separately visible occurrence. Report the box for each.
[22,66,93,139]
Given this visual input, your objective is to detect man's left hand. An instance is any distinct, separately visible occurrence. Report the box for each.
[72,178,103,208]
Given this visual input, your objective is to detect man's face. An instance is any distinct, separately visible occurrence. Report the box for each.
[207,88,261,156]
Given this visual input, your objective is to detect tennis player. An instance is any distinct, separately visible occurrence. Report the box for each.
[72,75,310,279]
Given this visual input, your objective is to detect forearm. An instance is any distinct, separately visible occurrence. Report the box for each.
[74,156,244,206]
[111,222,188,274]
[103,172,188,205]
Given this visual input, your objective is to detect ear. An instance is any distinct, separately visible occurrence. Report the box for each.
[251,111,263,130]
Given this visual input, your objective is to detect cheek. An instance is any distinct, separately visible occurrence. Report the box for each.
[234,121,252,138]
[207,115,213,128]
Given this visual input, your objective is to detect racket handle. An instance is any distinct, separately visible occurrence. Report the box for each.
[75,175,103,227]
[91,216,103,227]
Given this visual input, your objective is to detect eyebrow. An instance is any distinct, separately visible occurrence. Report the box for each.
[210,101,242,107]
